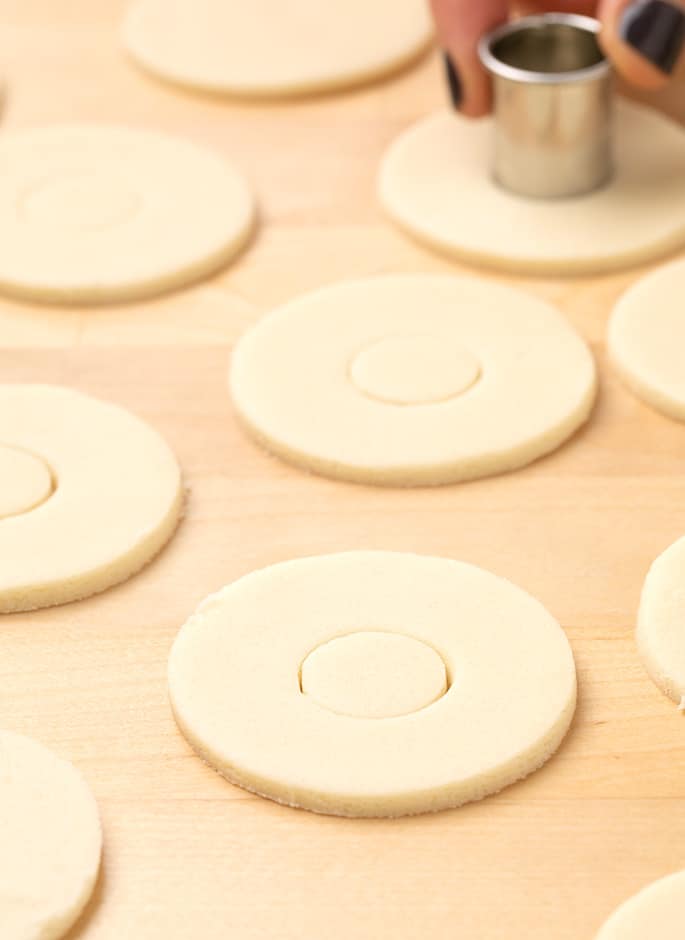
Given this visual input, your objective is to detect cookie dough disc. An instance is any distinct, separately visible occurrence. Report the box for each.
[595,871,685,938]
[0,125,254,304]
[169,552,577,817]
[0,384,182,612]
[230,274,596,486]
[0,731,102,940]
[379,102,685,275]
[637,534,685,707]
[122,0,433,98]
[609,258,685,420]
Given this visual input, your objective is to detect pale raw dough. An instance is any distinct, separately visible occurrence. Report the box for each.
[595,870,685,939]
[122,0,433,98]
[168,551,577,817]
[300,631,448,719]
[379,102,685,275]
[0,125,254,304]
[609,258,685,420]
[0,384,182,612]
[0,445,53,519]
[0,731,102,940]
[636,534,685,706]
[230,274,596,486]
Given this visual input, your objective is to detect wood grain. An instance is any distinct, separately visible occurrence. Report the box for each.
[0,3,684,939]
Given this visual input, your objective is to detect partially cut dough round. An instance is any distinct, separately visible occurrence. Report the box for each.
[595,870,685,938]
[0,125,254,304]
[609,258,685,421]
[169,551,577,817]
[379,103,685,275]
[637,534,685,708]
[0,731,102,940]
[230,274,596,486]
[0,384,182,612]
[122,0,433,98]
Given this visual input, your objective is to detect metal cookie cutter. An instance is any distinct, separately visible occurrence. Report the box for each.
[479,13,613,198]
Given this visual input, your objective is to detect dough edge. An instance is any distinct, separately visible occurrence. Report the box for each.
[0,220,255,307]
[636,535,685,706]
[0,730,103,940]
[608,266,685,422]
[230,373,597,487]
[121,8,433,99]
[0,484,185,613]
[169,689,576,817]
[595,870,685,938]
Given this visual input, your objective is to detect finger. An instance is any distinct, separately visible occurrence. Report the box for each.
[430,0,508,116]
[599,0,685,87]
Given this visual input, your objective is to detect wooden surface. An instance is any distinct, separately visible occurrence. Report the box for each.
[1,4,685,939]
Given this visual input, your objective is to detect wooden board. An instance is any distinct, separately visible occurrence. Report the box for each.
[1,3,685,939]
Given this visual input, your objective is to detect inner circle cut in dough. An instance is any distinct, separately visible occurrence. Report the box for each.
[0,731,102,940]
[0,445,53,519]
[169,551,577,817]
[350,335,481,405]
[230,274,596,486]
[0,125,254,304]
[609,258,685,421]
[0,384,183,612]
[595,870,685,939]
[300,631,448,719]
[122,0,433,99]
[379,102,685,275]
[637,534,685,708]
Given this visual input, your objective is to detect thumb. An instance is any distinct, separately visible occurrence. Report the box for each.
[600,0,685,87]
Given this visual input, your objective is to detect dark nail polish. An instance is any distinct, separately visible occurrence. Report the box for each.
[442,52,462,108]
[620,0,685,74]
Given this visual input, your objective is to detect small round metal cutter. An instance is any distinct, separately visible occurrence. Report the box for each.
[479,13,613,199]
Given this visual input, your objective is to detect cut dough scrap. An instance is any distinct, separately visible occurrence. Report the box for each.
[0,731,102,940]
[379,102,685,275]
[230,274,596,486]
[0,384,182,612]
[169,551,577,817]
[595,870,685,938]
[609,258,685,420]
[122,0,433,98]
[637,534,685,705]
[0,125,254,304]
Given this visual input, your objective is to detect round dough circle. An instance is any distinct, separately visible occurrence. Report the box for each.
[169,551,577,817]
[379,102,685,275]
[637,534,685,707]
[595,871,685,939]
[122,0,433,99]
[609,258,685,421]
[0,731,102,940]
[0,384,183,612]
[300,630,448,719]
[0,125,254,304]
[229,274,596,486]
[0,445,53,519]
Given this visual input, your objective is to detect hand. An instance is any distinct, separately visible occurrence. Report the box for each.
[430,0,685,116]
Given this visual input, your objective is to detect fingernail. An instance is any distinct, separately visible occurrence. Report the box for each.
[620,0,685,74]
[442,52,462,108]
